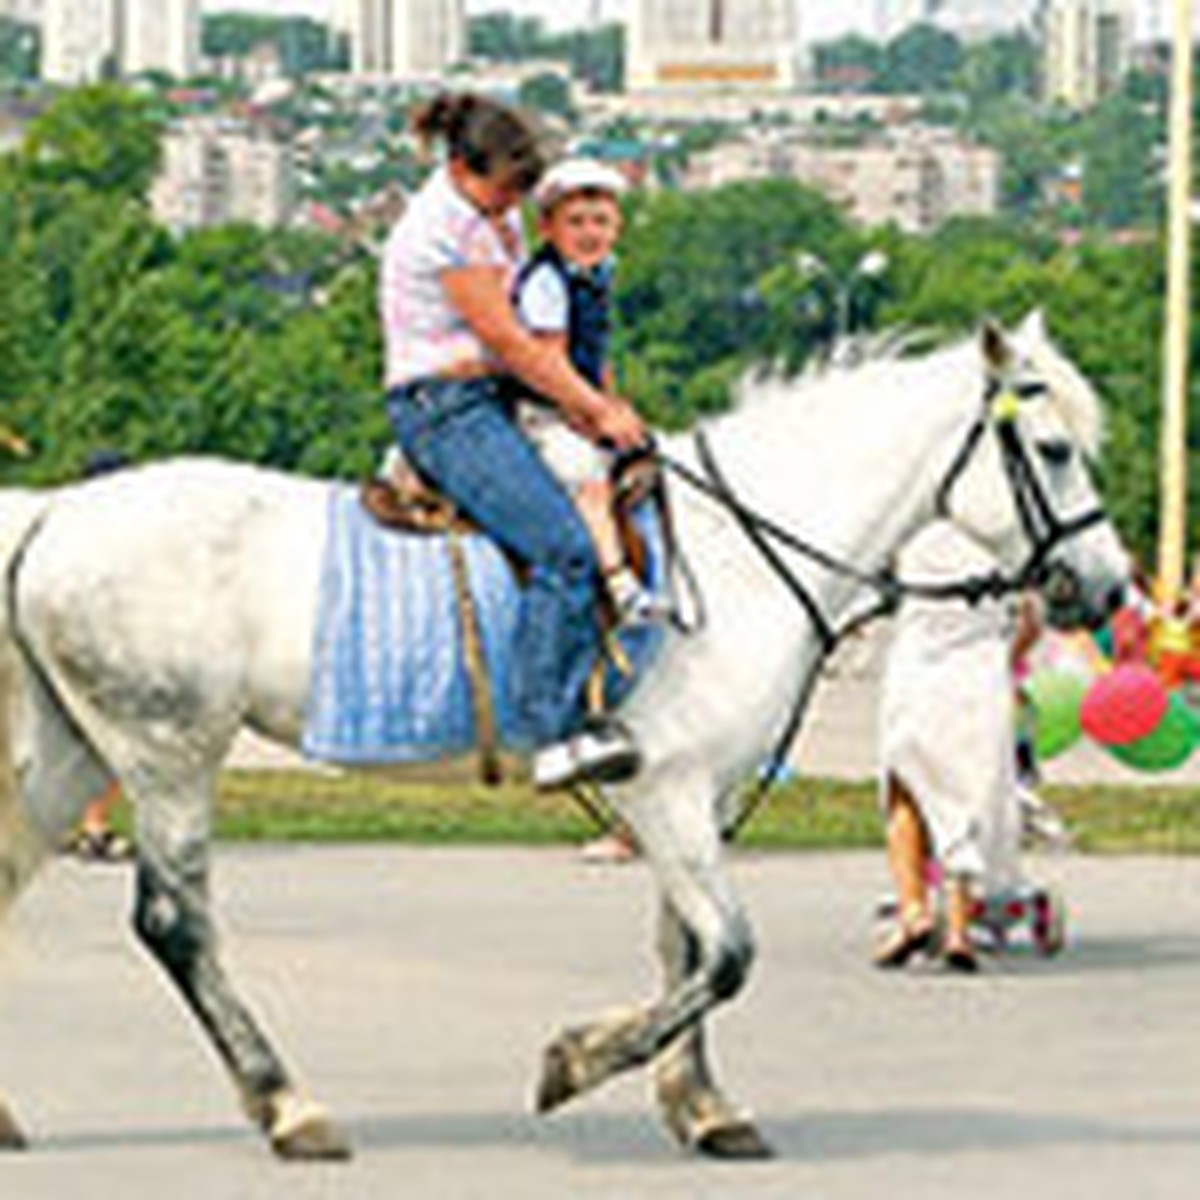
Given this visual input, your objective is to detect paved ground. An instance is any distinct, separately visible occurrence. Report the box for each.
[1,846,1200,1198]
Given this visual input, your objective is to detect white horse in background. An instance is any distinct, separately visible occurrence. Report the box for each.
[0,314,1126,1161]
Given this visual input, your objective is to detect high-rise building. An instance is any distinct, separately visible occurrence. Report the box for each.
[1041,0,1132,109]
[345,0,465,79]
[875,0,1041,43]
[41,0,198,84]
[123,0,200,79]
[628,0,801,94]
[0,0,43,24]
[42,0,119,84]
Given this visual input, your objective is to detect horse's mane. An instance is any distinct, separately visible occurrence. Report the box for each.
[725,318,1105,460]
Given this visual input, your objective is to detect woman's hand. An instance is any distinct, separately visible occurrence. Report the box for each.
[592,396,647,452]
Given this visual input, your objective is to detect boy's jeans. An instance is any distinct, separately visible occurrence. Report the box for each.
[387,377,600,746]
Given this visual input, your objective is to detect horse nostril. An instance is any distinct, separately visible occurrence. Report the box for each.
[1105,583,1125,615]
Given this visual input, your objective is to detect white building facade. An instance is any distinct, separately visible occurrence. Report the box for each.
[1041,0,1133,109]
[41,0,198,84]
[0,0,43,24]
[683,127,1000,233]
[627,0,801,94]
[122,0,200,79]
[41,0,118,84]
[345,0,465,79]
[151,116,297,233]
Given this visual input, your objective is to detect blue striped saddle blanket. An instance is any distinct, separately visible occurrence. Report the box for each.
[302,484,663,764]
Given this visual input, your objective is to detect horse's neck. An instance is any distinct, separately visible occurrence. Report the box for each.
[678,347,977,619]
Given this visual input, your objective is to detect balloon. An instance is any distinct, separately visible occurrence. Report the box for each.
[1105,693,1196,771]
[1080,664,1169,746]
[1024,669,1087,759]
[1091,623,1115,660]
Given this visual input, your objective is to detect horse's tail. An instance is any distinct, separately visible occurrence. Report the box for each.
[0,491,53,918]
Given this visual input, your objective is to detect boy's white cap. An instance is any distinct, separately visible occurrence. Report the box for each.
[534,158,627,211]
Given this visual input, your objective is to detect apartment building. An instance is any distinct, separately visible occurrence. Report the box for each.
[343,0,465,79]
[684,126,1000,233]
[1040,0,1133,109]
[627,0,801,94]
[151,116,297,233]
[41,0,198,84]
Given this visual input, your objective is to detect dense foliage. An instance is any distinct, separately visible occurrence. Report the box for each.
[0,85,1188,561]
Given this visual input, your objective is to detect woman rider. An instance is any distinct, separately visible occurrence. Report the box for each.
[382,93,648,790]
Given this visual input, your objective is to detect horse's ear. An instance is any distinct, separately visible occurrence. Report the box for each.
[1017,308,1048,343]
[980,319,1012,374]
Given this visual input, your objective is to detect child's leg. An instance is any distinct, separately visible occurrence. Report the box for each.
[574,478,625,575]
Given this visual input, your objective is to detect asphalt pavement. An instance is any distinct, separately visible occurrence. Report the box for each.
[1,846,1199,1198]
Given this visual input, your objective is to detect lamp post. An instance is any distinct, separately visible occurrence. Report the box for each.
[795,249,889,359]
[1158,0,1193,605]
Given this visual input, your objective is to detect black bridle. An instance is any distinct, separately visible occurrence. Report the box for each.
[651,378,1110,836]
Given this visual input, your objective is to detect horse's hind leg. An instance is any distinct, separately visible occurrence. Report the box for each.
[653,900,772,1158]
[128,767,350,1161]
[0,668,114,1149]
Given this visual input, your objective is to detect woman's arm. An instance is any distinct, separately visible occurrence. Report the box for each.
[443,265,645,449]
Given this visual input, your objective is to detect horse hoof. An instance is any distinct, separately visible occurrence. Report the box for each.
[268,1095,351,1162]
[271,1114,352,1162]
[0,1100,27,1150]
[695,1120,775,1160]
[535,1040,580,1114]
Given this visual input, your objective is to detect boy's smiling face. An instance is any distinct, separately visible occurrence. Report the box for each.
[540,191,622,270]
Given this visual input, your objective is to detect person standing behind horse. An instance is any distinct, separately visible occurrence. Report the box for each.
[875,521,1025,973]
[382,93,648,791]
[513,157,665,628]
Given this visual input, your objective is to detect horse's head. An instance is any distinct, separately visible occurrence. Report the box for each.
[935,312,1128,628]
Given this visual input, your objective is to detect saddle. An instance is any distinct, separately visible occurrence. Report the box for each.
[359,448,669,785]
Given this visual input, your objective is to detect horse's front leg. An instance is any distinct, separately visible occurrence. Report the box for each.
[652,899,772,1157]
[131,770,350,1161]
[535,777,760,1148]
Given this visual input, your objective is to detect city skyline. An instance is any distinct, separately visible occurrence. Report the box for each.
[203,0,1169,41]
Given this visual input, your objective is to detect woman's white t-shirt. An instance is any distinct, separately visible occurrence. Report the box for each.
[380,167,525,388]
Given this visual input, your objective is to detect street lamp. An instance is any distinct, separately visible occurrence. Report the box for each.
[794,249,889,356]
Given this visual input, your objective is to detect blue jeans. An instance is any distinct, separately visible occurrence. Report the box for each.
[387,377,600,746]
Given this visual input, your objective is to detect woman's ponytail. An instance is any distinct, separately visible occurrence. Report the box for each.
[411,92,548,192]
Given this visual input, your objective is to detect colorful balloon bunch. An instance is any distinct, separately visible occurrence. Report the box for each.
[1026,658,1198,772]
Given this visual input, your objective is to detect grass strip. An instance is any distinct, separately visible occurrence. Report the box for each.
[208,769,1200,855]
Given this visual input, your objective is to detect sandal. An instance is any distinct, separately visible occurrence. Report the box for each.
[942,944,980,974]
[873,908,936,969]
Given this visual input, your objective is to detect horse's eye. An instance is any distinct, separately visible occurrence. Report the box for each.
[1013,380,1049,400]
[1037,438,1072,468]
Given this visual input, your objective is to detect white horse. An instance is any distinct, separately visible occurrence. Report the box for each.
[0,315,1126,1160]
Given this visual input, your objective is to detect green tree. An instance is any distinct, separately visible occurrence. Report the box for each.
[22,85,164,200]
[880,24,963,94]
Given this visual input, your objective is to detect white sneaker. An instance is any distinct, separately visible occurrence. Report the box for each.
[615,585,673,628]
[533,718,641,791]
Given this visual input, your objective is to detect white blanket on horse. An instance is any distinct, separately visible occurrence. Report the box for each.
[879,523,1022,890]
[303,485,662,764]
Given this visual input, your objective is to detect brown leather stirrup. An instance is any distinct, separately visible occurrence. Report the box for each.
[445,531,503,786]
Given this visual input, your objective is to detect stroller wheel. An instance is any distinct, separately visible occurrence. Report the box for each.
[1031,887,1066,957]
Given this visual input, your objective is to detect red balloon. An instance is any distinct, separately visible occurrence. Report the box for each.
[1081,664,1170,746]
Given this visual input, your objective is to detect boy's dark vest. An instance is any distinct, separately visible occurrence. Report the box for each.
[516,245,611,387]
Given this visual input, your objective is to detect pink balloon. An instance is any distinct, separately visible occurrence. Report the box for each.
[1081,664,1170,746]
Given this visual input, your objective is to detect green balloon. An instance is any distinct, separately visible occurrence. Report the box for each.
[1106,694,1196,772]
[1026,670,1088,760]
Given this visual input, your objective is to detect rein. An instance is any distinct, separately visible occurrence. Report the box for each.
[650,384,1109,837]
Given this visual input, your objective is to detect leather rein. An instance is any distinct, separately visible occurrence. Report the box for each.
[651,378,1109,837]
